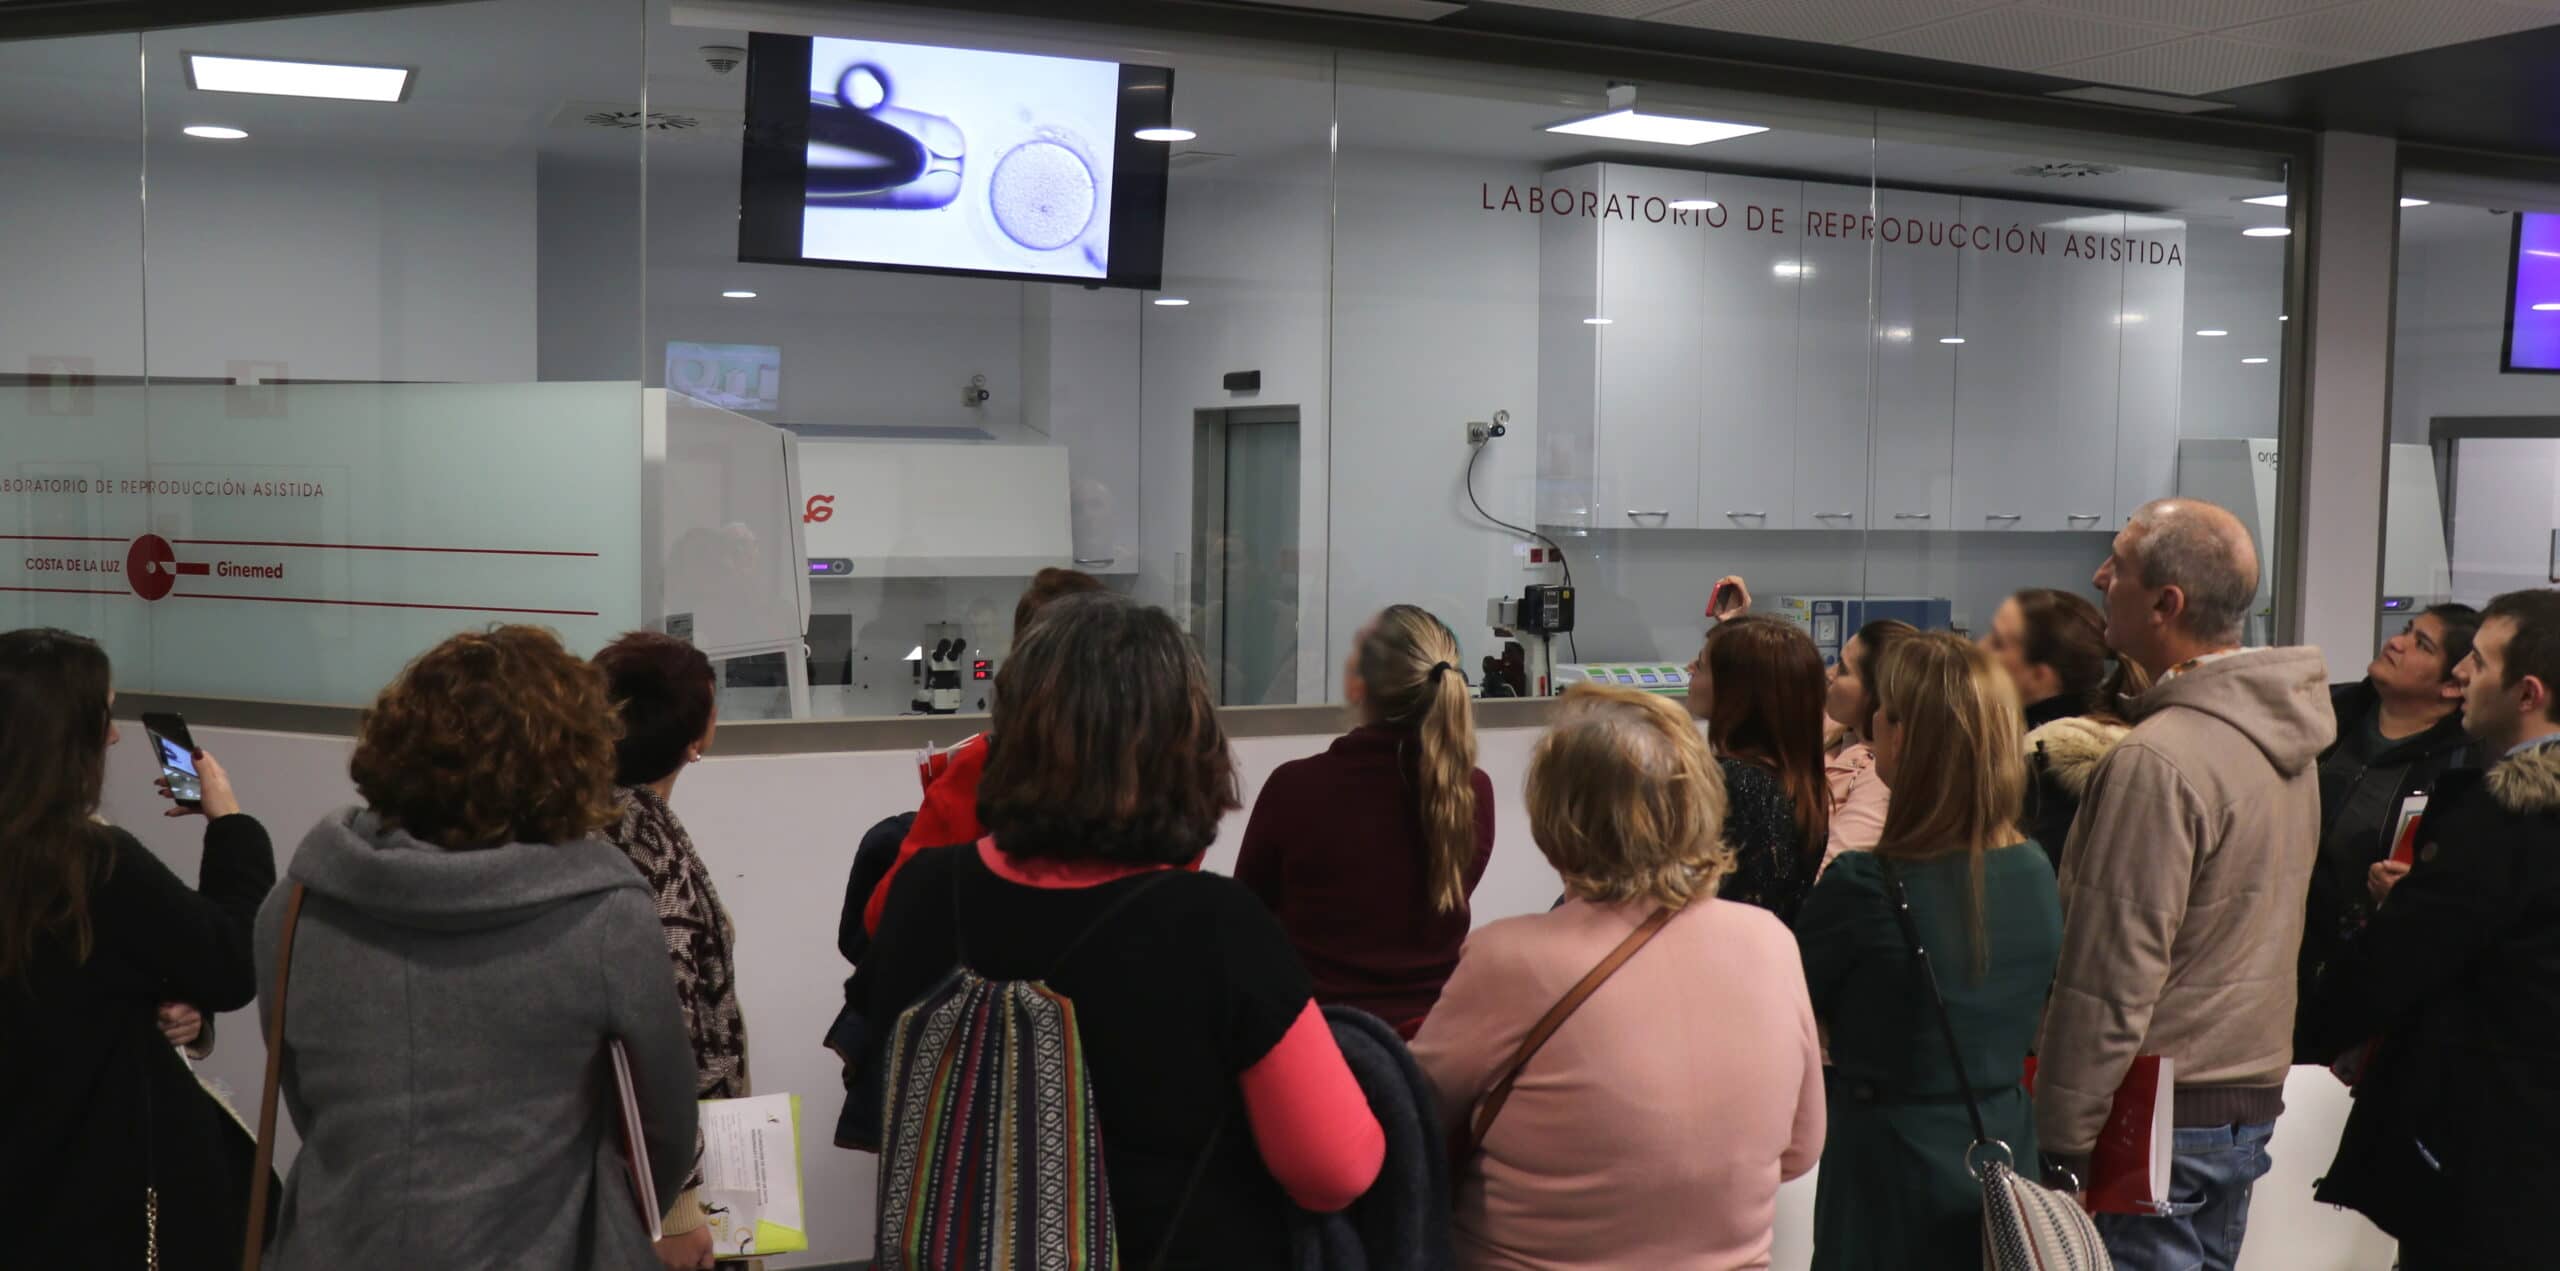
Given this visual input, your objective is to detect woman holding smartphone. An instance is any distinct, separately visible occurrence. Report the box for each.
[0,627,278,1271]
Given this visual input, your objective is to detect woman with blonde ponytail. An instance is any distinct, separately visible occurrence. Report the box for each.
[1236,604,1495,1039]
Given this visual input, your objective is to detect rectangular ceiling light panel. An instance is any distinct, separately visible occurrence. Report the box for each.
[187,54,411,102]
[1545,109,1767,146]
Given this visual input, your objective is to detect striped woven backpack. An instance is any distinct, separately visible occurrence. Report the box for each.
[875,870,1219,1271]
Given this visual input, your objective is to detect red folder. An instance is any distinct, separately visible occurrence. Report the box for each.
[2388,796,2428,867]
[2023,1054,2176,1216]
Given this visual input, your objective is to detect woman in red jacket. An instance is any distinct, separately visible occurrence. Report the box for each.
[1235,604,1495,1038]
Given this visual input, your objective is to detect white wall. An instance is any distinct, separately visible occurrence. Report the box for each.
[0,137,537,384]
[116,718,2398,1270]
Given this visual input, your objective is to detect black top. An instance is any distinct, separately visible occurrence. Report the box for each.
[2298,680,2474,1061]
[1717,757,1815,924]
[2301,748,2560,1259]
[854,844,1314,1270]
[0,816,277,1271]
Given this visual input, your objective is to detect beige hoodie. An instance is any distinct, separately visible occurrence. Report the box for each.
[2034,647,2338,1167]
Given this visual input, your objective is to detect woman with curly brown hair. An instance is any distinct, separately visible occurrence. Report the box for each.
[251,625,696,1271]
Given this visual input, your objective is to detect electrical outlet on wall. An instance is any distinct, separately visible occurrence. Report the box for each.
[1467,420,1490,446]
[1516,542,1558,572]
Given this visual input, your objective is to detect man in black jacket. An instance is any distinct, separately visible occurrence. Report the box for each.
[2293,603,2479,1061]
[2300,588,2560,1269]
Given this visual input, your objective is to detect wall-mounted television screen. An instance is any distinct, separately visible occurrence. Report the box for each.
[2504,212,2560,373]
[667,341,781,412]
[739,32,1173,289]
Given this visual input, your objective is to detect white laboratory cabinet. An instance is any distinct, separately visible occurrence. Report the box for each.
[1536,163,2187,535]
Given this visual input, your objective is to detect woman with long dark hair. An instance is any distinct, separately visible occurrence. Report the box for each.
[1237,604,1495,1038]
[1822,619,1919,868]
[1687,614,1832,923]
[855,594,1383,1268]
[1794,633,2062,1270]
[0,628,277,1271]
[1979,588,2154,868]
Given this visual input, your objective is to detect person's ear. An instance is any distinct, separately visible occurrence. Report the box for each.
[2521,673,2553,722]
[2153,583,2186,630]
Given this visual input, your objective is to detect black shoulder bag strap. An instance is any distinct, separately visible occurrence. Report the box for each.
[1878,859,2003,1172]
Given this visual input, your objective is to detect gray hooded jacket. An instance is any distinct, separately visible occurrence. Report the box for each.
[253,808,696,1270]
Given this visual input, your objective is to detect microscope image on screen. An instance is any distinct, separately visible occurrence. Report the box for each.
[800,37,1121,279]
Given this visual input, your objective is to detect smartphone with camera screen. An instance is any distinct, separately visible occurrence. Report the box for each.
[140,711,202,810]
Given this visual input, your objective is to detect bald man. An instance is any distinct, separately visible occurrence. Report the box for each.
[2033,498,2336,1271]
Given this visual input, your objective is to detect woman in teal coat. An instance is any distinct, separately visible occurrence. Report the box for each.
[1795,632,2064,1271]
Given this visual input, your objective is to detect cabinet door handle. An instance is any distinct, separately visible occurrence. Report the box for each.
[2066,514,2104,523]
[1893,512,1933,521]
[1627,510,1673,521]
[1723,510,1767,519]
[1986,513,2023,521]
[1814,511,1855,520]
[1074,557,1117,567]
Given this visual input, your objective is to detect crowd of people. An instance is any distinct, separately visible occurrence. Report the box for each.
[4,494,2557,1270]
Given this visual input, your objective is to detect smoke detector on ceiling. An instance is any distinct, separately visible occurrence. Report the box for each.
[2013,162,2120,180]
[550,101,745,136]
[700,45,747,75]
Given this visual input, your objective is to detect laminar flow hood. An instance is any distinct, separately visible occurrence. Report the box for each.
[797,438,1073,578]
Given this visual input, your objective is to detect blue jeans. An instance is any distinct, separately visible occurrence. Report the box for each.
[2092,1122,2276,1271]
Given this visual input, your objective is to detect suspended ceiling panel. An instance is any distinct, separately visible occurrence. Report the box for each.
[1491,0,2560,95]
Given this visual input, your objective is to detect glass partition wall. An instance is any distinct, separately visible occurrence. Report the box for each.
[0,0,2300,723]
[2380,167,2560,670]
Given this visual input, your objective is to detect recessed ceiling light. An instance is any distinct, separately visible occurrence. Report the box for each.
[1772,262,1811,279]
[1939,337,1967,345]
[1153,297,1190,307]
[1133,127,1196,142]
[2242,357,2270,364]
[2279,314,2290,321]
[1669,198,1719,211]
[1584,317,1614,325]
[1544,84,1765,148]
[187,53,411,103]
[722,290,757,299]
[182,124,247,140]
[2243,194,2288,207]
[2195,329,2228,337]
[2400,198,2430,208]
[2242,226,2291,238]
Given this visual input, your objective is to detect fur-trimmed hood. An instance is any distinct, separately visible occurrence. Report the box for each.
[2026,714,2133,799]
[2488,742,2560,816]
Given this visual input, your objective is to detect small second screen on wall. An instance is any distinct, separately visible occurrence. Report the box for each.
[667,341,781,413]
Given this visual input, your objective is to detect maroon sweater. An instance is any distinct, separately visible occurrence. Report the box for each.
[1234,725,1496,1038]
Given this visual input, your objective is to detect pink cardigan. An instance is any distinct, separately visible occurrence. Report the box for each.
[1412,897,1825,1270]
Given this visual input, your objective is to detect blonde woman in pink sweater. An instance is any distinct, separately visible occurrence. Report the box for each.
[1413,684,1826,1270]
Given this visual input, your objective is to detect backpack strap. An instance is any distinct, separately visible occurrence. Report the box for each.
[951,838,1182,979]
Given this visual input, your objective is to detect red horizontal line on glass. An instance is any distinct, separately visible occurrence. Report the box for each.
[0,534,125,543]
[172,539,598,559]
[179,594,600,618]
[0,585,125,597]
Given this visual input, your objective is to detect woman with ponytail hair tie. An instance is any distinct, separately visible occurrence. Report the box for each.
[1237,605,1496,1039]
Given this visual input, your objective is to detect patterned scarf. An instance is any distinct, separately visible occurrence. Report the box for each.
[605,785,750,1188]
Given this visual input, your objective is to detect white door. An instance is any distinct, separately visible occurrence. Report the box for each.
[1595,164,1707,530]
[1867,188,1958,529]
[1695,171,1805,531]
[1953,197,2121,532]
[1792,183,1872,530]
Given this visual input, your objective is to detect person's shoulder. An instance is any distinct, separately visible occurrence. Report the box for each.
[1814,848,1885,888]
[1984,841,2060,885]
